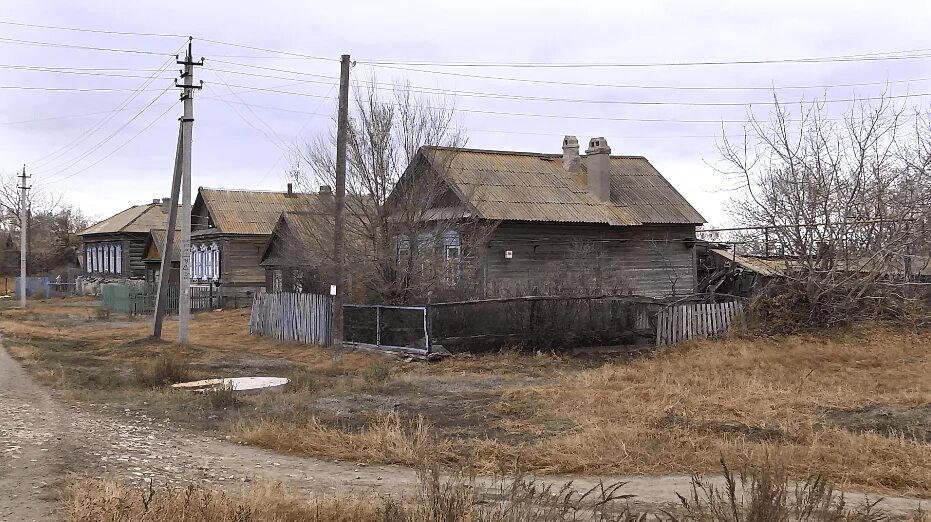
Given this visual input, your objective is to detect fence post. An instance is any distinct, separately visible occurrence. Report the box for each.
[375,305,381,348]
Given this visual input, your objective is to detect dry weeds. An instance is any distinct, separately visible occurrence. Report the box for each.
[3,299,931,497]
[60,461,927,522]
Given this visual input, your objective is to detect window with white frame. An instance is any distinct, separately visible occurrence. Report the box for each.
[85,242,124,275]
[190,243,220,281]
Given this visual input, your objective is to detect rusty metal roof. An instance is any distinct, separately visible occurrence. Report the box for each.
[422,147,705,226]
[79,202,176,236]
[197,188,325,235]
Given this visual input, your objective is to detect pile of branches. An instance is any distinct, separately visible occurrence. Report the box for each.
[745,277,931,333]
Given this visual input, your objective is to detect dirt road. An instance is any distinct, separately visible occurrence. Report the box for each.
[0,341,926,521]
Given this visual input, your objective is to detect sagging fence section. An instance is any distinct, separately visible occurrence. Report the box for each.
[249,291,332,346]
[428,295,660,353]
[655,300,744,346]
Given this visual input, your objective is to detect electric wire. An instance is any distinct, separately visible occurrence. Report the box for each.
[0,36,179,55]
[34,99,180,187]
[0,20,187,38]
[29,45,183,171]
[34,85,176,181]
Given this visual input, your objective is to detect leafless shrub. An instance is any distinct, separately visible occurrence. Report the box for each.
[716,95,931,330]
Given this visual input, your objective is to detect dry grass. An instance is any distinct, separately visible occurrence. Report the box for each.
[234,412,454,468]
[3,299,931,497]
[60,461,927,522]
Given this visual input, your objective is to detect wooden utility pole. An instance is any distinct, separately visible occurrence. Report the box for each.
[153,37,202,341]
[18,165,28,308]
[332,54,350,347]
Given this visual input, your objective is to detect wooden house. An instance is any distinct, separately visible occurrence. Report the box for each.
[393,137,706,298]
[78,199,177,280]
[142,229,181,286]
[187,186,324,295]
[260,211,333,294]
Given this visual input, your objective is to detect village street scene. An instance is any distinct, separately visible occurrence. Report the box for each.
[1,1,930,521]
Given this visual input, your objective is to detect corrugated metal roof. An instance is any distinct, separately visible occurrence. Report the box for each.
[423,147,705,226]
[198,189,326,235]
[79,202,175,236]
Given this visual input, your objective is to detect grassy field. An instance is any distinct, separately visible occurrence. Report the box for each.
[2,298,930,497]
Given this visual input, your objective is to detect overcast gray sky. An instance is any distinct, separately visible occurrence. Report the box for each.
[2,0,930,225]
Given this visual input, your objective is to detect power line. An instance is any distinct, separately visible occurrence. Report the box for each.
[198,96,856,124]
[35,85,176,180]
[0,36,178,55]
[0,102,178,125]
[212,64,931,96]
[0,20,187,38]
[35,99,180,186]
[210,80,931,109]
[199,38,335,61]
[212,58,931,93]
[0,85,171,92]
[29,50,181,168]
[358,48,931,68]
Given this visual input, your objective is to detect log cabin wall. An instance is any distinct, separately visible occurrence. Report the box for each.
[481,222,697,298]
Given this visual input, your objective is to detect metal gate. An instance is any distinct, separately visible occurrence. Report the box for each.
[343,304,429,356]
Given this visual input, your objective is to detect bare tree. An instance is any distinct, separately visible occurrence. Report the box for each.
[292,76,491,304]
[716,95,931,327]
[0,174,85,276]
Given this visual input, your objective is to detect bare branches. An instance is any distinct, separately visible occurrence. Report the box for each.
[291,74,478,304]
[716,94,931,329]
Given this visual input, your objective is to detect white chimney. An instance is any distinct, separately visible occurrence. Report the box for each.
[585,137,611,202]
[562,135,581,173]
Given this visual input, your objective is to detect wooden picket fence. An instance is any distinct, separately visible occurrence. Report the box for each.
[655,300,744,346]
[249,291,332,346]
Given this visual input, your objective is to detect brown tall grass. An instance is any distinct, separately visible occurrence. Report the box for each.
[3,300,931,496]
[60,461,926,522]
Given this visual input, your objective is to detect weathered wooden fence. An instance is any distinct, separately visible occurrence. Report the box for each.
[655,300,744,346]
[249,291,332,346]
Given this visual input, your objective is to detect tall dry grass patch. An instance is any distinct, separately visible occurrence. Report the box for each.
[60,460,928,522]
[234,411,454,468]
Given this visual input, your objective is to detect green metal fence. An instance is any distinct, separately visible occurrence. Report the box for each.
[101,284,179,315]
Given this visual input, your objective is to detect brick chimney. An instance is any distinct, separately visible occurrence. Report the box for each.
[286,182,294,197]
[161,197,171,211]
[562,135,581,173]
[585,137,611,202]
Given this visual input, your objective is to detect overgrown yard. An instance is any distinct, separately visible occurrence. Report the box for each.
[2,298,930,498]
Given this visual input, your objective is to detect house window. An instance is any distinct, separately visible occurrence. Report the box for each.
[115,243,122,274]
[272,270,283,293]
[443,231,462,285]
[190,243,220,281]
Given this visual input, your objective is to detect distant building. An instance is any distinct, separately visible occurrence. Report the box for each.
[185,185,328,296]
[78,198,177,280]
